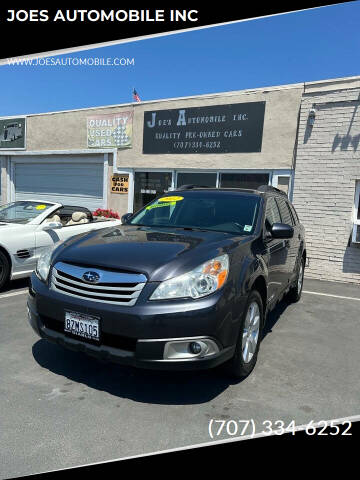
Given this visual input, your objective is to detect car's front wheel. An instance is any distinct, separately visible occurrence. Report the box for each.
[224,290,263,379]
[0,250,10,290]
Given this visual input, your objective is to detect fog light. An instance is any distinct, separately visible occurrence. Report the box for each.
[163,338,220,360]
[189,342,202,355]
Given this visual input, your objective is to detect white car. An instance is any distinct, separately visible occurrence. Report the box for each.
[0,200,122,290]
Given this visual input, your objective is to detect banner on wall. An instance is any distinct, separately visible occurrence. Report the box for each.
[87,111,133,148]
[143,102,265,154]
[0,117,26,149]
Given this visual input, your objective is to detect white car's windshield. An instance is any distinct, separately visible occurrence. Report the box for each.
[0,201,53,224]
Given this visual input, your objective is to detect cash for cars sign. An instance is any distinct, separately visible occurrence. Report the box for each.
[143,102,265,154]
[87,112,133,148]
[111,174,129,194]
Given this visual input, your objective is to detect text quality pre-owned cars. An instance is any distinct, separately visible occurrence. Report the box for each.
[27,186,306,378]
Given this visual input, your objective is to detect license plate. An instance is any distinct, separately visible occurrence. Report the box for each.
[64,311,100,342]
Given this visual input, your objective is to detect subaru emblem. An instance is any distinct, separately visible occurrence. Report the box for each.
[82,271,100,284]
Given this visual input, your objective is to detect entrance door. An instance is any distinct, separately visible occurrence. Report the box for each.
[133,171,172,212]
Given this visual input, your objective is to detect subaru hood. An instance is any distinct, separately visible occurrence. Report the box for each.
[53,225,251,282]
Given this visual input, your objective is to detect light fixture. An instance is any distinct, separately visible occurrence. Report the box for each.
[308,108,316,126]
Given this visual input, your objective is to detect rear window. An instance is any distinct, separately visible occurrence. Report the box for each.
[129,192,261,235]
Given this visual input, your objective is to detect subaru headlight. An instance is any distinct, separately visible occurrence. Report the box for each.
[35,242,63,282]
[150,254,229,300]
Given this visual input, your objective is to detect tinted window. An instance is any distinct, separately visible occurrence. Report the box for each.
[220,173,269,190]
[129,192,261,235]
[177,172,217,188]
[276,197,294,226]
[265,197,282,231]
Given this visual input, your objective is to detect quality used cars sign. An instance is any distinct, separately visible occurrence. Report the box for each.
[87,111,133,148]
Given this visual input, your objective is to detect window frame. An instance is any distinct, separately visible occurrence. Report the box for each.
[352,181,360,243]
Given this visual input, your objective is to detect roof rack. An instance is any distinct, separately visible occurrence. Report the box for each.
[257,185,288,196]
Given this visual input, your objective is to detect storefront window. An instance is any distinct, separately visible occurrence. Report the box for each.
[134,172,172,212]
[176,172,217,188]
[220,173,269,189]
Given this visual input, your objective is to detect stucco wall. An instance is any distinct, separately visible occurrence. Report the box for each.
[293,84,360,284]
[107,154,129,214]
[118,86,303,170]
[25,84,303,171]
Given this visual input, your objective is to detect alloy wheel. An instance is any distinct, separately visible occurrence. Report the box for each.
[242,301,260,364]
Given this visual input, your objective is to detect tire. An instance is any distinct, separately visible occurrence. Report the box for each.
[0,250,10,290]
[224,290,263,379]
[288,255,305,303]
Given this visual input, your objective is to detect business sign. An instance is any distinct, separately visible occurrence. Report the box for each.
[110,174,129,194]
[0,117,26,149]
[87,111,133,148]
[143,102,265,154]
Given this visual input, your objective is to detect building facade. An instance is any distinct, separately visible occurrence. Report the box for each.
[1,76,360,284]
[292,76,360,283]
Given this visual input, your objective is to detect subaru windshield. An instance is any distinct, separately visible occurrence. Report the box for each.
[128,191,261,235]
[0,201,53,224]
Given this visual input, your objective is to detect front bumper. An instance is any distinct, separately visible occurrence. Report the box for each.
[27,273,243,371]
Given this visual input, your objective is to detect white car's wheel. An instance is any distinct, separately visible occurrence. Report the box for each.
[0,251,10,290]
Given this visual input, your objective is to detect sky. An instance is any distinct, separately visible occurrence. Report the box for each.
[1,2,360,116]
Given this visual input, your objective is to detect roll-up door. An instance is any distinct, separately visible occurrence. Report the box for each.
[14,155,105,210]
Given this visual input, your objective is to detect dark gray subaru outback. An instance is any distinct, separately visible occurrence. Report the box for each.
[27,186,306,378]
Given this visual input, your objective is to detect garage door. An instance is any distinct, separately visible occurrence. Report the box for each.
[14,156,105,210]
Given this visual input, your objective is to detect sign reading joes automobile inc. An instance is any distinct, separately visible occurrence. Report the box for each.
[87,112,133,148]
[0,117,26,149]
[143,102,265,154]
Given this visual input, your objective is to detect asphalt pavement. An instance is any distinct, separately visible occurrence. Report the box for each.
[0,277,359,478]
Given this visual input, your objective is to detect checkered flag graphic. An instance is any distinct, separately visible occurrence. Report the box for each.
[112,124,129,146]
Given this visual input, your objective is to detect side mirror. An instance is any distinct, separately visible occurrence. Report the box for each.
[43,221,63,231]
[121,212,133,224]
[271,223,294,239]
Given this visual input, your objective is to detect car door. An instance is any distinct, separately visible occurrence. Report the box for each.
[5,225,37,276]
[275,196,299,285]
[262,196,289,304]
